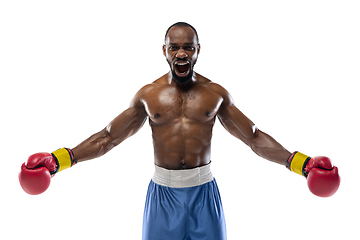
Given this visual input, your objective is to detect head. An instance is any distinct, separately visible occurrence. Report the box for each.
[163,22,201,85]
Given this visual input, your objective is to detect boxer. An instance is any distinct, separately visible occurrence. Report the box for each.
[19,22,340,240]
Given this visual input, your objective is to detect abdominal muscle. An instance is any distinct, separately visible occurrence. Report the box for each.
[151,118,214,170]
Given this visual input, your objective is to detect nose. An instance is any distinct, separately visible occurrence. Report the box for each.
[175,48,188,59]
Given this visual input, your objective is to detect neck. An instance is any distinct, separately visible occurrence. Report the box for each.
[167,71,197,87]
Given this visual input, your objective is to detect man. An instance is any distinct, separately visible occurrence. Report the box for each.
[19,22,340,240]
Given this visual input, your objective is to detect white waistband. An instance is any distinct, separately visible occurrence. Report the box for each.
[152,163,213,188]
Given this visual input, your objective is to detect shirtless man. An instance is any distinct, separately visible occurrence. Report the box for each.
[19,22,340,240]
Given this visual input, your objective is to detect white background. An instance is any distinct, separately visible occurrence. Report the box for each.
[1,0,359,239]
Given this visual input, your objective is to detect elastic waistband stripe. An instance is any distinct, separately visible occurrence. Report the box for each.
[152,163,213,188]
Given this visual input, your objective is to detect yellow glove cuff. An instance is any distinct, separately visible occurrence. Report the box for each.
[51,148,77,173]
[287,151,311,176]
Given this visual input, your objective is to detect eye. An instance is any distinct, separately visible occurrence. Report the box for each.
[185,46,195,51]
[169,46,179,51]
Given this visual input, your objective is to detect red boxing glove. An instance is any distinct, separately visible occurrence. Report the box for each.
[305,156,340,198]
[19,148,77,195]
[18,152,56,195]
[287,152,340,197]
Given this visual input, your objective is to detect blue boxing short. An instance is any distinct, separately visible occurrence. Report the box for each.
[142,163,227,240]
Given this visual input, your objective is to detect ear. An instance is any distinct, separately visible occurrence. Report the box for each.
[197,44,201,54]
[162,44,166,57]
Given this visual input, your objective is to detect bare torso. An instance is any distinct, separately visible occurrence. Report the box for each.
[71,25,290,169]
[139,72,224,169]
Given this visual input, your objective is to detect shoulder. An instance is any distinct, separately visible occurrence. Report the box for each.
[130,75,168,107]
[199,77,234,106]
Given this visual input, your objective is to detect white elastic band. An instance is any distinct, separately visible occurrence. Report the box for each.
[152,163,213,188]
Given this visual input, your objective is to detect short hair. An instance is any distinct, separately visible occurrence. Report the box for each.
[164,22,199,43]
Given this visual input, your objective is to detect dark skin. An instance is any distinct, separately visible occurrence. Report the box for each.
[72,26,291,170]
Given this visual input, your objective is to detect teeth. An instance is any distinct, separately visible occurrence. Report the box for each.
[176,62,188,65]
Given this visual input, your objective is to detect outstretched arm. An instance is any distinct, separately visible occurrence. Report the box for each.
[215,90,341,197]
[72,93,148,162]
[216,87,290,165]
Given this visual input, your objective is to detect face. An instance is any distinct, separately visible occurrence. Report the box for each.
[163,26,200,85]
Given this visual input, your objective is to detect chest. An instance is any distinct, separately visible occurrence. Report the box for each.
[142,85,223,124]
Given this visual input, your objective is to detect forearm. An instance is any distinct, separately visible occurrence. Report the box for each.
[249,129,291,165]
[72,129,115,162]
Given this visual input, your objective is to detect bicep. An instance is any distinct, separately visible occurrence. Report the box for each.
[106,106,148,145]
[211,83,256,145]
[106,86,149,144]
[217,103,257,146]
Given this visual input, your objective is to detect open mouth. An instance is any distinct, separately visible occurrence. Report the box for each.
[174,61,190,77]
